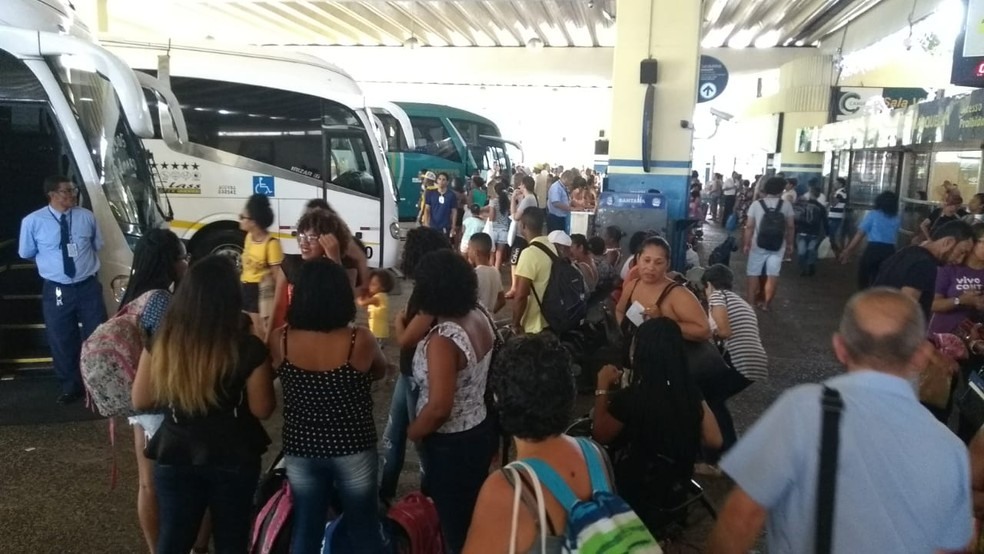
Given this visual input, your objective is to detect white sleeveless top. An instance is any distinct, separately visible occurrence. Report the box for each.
[412,312,492,434]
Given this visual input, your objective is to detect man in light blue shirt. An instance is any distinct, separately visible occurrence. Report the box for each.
[546,169,574,232]
[18,176,107,404]
[708,288,972,554]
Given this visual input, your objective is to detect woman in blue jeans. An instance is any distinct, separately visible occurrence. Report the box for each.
[132,256,275,554]
[269,259,390,553]
[379,227,453,503]
[407,250,498,553]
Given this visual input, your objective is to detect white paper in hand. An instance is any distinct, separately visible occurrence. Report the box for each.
[626,301,646,327]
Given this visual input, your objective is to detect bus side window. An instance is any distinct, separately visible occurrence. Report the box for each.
[409,116,460,163]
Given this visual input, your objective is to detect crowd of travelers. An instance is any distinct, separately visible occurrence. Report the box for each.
[19,170,984,553]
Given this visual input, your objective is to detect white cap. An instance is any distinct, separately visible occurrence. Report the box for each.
[548,230,572,247]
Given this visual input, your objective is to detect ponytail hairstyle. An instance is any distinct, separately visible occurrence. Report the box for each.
[495,179,510,216]
[119,229,184,310]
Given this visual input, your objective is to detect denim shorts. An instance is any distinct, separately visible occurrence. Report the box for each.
[746,246,783,277]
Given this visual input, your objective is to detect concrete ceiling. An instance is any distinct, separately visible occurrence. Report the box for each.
[85,0,897,49]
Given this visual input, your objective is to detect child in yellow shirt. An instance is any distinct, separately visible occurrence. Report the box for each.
[357,269,394,347]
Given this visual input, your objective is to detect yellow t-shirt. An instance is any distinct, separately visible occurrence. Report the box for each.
[368,292,389,339]
[515,236,556,334]
[241,236,284,284]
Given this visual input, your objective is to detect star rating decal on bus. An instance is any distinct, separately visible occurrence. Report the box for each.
[151,161,199,171]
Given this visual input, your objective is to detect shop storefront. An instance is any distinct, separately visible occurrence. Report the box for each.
[800,88,984,245]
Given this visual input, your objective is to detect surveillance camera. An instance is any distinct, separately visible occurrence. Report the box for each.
[710,108,734,121]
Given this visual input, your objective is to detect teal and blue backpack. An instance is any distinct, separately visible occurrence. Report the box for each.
[522,437,661,554]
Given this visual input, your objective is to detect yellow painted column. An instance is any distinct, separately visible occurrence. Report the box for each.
[606,0,701,239]
[780,111,827,189]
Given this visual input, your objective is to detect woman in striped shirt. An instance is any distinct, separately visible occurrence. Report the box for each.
[701,264,768,461]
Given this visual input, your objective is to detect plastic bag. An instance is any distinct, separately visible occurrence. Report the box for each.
[817,237,834,259]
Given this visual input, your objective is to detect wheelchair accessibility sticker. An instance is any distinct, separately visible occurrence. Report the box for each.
[253,176,275,197]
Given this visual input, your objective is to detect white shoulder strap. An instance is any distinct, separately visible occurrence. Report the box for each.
[506,461,548,554]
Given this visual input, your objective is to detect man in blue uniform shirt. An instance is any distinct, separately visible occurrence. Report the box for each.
[18,176,107,404]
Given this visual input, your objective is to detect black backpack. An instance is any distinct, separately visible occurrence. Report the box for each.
[530,241,587,334]
[794,200,823,227]
[756,199,787,251]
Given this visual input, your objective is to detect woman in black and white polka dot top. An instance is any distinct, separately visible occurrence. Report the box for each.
[269,259,390,554]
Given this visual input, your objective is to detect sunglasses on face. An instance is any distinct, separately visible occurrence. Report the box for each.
[296,233,321,244]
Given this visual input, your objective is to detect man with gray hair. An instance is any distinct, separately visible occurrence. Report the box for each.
[707,288,972,553]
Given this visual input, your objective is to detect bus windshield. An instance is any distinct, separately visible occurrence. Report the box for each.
[48,55,164,237]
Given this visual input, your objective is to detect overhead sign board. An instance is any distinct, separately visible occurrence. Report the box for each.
[697,55,728,104]
[828,87,927,122]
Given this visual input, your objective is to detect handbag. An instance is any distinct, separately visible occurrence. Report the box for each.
[504,461,549,554]
[654,283,731,383]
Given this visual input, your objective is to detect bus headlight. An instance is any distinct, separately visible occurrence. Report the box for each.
[389,221,401,239]
[111,274,129,303]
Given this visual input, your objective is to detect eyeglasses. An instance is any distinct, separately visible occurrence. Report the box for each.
[55,187,78,196]
[296,233,321,244]
[239,214,252,221]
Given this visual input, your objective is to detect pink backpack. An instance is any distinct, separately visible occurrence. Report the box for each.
[250,477,293,554]
[80,290,158,417]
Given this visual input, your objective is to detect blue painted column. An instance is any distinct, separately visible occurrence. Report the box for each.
[606,0,701,268]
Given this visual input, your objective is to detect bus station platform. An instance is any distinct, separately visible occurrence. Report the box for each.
[0,223,855,552]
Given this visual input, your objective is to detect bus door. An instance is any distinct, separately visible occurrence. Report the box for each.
[369,101,416,152]
[475,136,524,183]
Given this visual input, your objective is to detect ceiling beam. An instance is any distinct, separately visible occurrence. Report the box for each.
[416,1,479,46]
[385,1,456,46]
[523,0,556,47]
[235,2,339,43]
[290,1,386,45]
[349,2,416,42]
[260,2,358,44]
[314,1,403,45]
[448,1,498,46]
[479,0,526,47]
[182,1,313,43]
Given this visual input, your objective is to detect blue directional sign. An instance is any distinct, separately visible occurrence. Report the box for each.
[253,175,275,197]
[697,55,729,104]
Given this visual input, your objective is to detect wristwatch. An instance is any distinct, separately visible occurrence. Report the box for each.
[594,389,610,397]
[955,297,962,306]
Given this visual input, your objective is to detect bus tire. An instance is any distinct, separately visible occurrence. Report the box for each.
[193,229,246,270]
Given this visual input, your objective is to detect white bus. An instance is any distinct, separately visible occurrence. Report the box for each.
[0,1,167,370]
[103,40,400,269]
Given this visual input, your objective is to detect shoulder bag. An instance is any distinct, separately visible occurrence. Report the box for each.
[816,386,843,554]
[654,283,731,384]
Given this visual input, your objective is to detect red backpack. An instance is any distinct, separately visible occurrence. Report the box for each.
[387,492,444,554]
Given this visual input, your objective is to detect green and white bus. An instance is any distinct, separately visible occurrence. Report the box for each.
[371,102,521,222]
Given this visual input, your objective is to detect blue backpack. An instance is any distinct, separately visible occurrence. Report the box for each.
[522,438,661,553]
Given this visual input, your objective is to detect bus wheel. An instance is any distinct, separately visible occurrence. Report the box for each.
[193,229,246,272]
